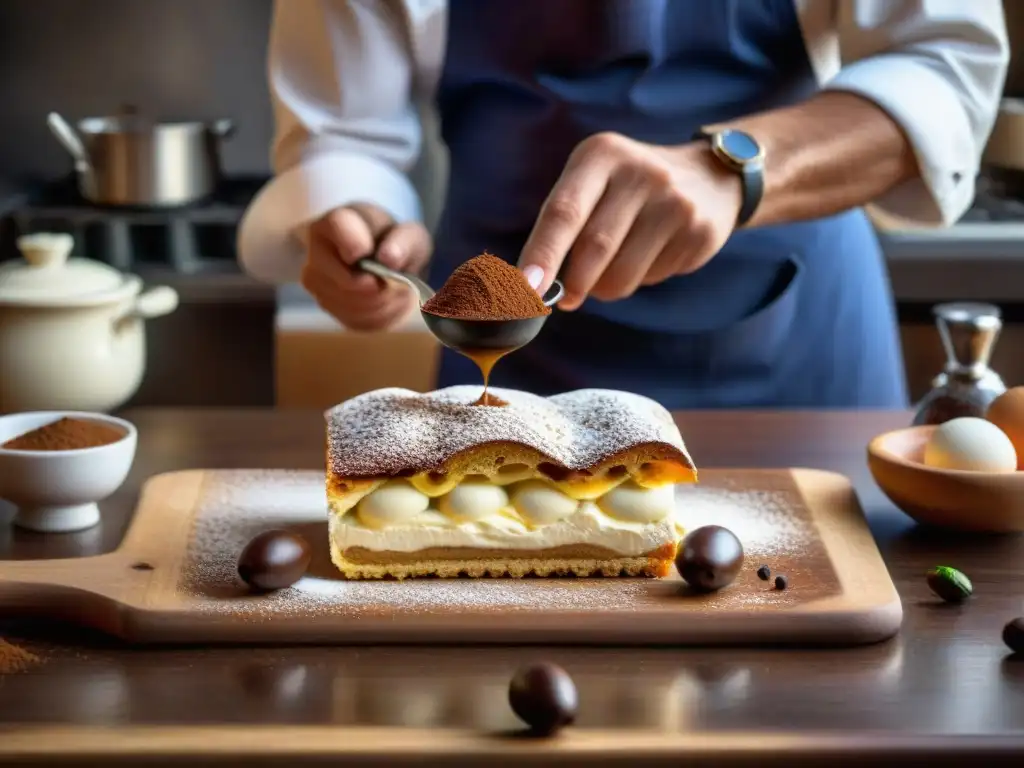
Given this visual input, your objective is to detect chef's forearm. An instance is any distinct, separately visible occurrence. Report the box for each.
[716,91,919,227]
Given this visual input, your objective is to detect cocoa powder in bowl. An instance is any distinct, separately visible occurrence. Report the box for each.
[422,252,550,321]
[2,417,125,451]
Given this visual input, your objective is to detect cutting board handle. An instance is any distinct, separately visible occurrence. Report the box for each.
[0,554,133,624]
[0,471,207,631]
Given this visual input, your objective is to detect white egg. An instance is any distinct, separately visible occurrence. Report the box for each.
[438,481,509,522]
[597,481,676,523]
[511,480,579,526]
[356,479,430,528]
[922,417,1017,473]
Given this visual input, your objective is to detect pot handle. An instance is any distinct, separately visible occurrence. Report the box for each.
[130,286,179,319]
[211,119,236,140]
[47,112,98,199]
[47,112,90,167]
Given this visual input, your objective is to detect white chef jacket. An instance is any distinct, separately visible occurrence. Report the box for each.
[238,0,1009,285]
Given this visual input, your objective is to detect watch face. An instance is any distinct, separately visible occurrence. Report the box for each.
[720,131,761,163]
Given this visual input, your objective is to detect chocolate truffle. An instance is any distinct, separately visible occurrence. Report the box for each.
[508,662,578,735]
[1003,618,1024,654]
[675,525,744,592]
[237,529,311,591]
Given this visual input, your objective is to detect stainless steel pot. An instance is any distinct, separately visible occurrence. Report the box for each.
[46,110,235,207]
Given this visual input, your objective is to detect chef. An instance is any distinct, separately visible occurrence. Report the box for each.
[238,0,1008,409]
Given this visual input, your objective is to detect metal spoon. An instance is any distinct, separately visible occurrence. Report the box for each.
[354,257,564,351]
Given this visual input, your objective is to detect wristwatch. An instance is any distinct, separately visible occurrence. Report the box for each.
[693,128,765,227]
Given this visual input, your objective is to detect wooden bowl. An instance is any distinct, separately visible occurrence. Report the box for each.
[867,425,1024,532]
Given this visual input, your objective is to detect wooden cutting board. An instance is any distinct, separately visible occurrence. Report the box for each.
[0,468,901,645]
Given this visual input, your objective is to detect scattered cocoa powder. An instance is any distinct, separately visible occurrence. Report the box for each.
[2,417,125,451]
[0,638,41,673]
[422,252,550,321]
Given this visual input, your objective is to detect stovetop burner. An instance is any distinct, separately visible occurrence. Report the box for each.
[20,175,265,215]
[962,171,1024,223]
[4,174,266,272]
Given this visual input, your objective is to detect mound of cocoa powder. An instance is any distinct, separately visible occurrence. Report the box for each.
[2,417,125,451]
[422,252,550,321]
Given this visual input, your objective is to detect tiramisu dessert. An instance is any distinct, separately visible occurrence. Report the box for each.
[325,386,697,579]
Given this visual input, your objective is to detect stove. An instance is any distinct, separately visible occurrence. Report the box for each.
[961,183,1024,223]
[1,174,266,273]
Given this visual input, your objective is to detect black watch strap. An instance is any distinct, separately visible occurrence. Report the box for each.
[692,128,764,228]
[736,163,763,228]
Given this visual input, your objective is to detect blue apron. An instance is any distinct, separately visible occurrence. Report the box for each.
[429,0,909,409]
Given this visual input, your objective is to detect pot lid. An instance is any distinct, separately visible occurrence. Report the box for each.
[0,233,129,304]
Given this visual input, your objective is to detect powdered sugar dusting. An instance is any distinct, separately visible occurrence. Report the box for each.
[178,470,824,617]
[325,386,693,476]
[288,572,652,612]
[677,485,809,557]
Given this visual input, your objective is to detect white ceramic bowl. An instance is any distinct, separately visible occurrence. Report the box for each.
[0,411,137,532]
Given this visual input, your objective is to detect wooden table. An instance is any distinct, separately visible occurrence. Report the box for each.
[2,409,1023,766]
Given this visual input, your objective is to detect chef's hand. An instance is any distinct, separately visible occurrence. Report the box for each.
[518,133,742,310]
[302,203,432,331]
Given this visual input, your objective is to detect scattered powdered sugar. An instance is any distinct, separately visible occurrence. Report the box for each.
[181,470,324,601]
[325,386,693,476]
[179,470,817,617]
[288,572,653,612]
[676,485,810,558]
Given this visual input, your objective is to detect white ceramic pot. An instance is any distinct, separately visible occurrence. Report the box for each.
[0,233,179,413]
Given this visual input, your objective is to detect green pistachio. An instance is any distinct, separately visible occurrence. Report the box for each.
[926,566,973,603]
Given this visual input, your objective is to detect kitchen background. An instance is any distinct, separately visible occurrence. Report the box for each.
[1,0,1023,410]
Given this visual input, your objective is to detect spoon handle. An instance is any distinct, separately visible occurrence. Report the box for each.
[353,257,435,305]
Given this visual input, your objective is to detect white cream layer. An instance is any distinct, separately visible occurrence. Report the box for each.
[329,477,683,555]
[345,478,676,527]
[329,502,679,556]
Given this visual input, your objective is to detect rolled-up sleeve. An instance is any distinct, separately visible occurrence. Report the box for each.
[238,0,423,284]
[823,0,1008,226]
